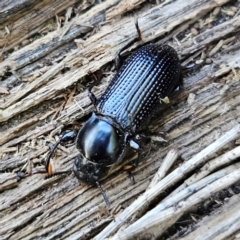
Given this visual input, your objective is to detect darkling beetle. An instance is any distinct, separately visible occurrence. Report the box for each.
[22,21,182,207]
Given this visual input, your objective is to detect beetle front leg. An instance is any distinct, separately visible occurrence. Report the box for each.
[86,70,100,107]
[17,167,71,181]
[88,85,98,107]
[16,158,56,181]
[45,130,77,175]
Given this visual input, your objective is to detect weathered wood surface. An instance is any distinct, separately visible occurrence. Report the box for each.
[1,0,240,239]
[0,0,95,52]
[179,194,240,240]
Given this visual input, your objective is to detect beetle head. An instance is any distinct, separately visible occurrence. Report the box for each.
[73,154,108,185]
[73,154,110,206]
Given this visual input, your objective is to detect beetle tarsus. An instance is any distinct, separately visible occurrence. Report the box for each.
[96,181,110,207]
[137,131,168,143]
[16,171,27,182]
[134,151,141,168]
[125,170,135,185]
[88,85,98,107]
[134,17,142,41]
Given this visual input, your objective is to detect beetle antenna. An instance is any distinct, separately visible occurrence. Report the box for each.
[96,181,110,207]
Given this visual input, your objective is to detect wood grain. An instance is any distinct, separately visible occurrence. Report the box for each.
[1,0,240,239]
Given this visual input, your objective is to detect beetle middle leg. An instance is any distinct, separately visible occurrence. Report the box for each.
[122,138,142,185]
[115,18,142,70]
[125,131,167,174]
[123,151,141,185]
[124,169,135,185]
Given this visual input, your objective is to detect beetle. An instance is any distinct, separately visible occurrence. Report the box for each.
[19,22,182,206]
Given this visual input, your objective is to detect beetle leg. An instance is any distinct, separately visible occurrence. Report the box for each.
[169,70,182,95]
[129,139,141,167]
[123,160,139,185]
[88,85,98,107]
[117,141,138,184]
[16,158,34,181]
[96,181,111,207]
[16,164,47,181]
[124,169,135,185]
[29,164,71,178]
[17,161,72,181]
[87,70,99,107]
[115,18,142,70]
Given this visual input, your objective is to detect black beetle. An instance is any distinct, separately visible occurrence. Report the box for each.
[22,22,182,206]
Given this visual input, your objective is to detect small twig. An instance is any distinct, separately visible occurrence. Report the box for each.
[222,42,240,54]
[58,145,70,154]
[73,98,85,112]
[65,86,77,107]
[110,163,240,239]
[163,146,240,202]
[52,101,65,120]
[49,125,64,141]
[222,36,236,45]
[0,147,17,153]
[39,109,56,120]
[208,40,223,57]
[12,70,21,81]
[147,148,178,190]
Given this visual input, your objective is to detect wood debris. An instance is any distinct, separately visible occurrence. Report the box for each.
[147,148,178,190]
[1,0,240,239]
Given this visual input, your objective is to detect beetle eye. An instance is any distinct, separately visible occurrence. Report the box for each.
[73,156,80,171]
[73,154,84,170]
[75,157,79,165]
